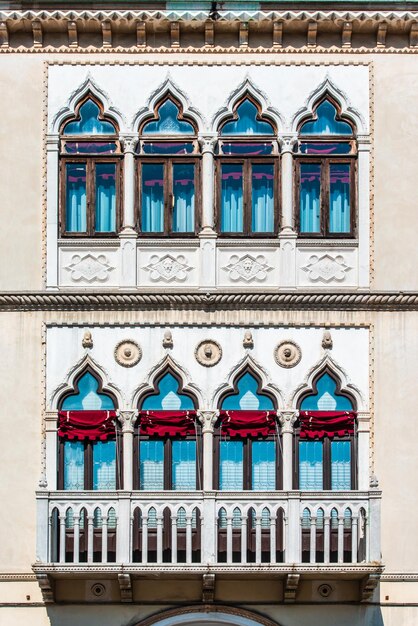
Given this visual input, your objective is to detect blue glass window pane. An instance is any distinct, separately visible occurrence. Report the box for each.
[300,101,352,136]
[61,372,115,410]
[66,163,87,232]
[95,163,116,232]
[93,440,116,490]
[300,142,352,155]
[142,142,194,155]
[220,441,243,490]
[221,100,274,136]
[172,441,196,490]
[221,372,274,411]
[252,441,276,490]
[299,441,323,490]
[63,100,116,135]
[141,164,164,232]
[64,441,84,490]
[173,163,195,232]
[140,441,164,490]
[252,163,274,232]
[65,142,117,154]
[143,100,194,135]
[221,163,243,232]
[329,163,351,233]
[300,373,353,411]
[331,441,351,490]
[300,163,320,233]
[141,373,195,411]
[222,142,273,156]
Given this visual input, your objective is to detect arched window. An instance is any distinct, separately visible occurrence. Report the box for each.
[217,97,278,236]
[60,96,121,237]
[58,369,119,491]
[297,370,356,491]
[216,370,279,492]
[296,97,356,238]
[137,96,200,236]
[136,370,200,491]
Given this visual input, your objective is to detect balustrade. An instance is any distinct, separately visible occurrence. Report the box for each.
[36,490,381,568]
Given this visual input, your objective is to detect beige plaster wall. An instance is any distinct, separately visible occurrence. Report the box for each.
[372,55,418,291]
[0,57,43,291]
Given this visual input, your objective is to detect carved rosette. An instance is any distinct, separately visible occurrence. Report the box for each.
[114,340,142,367]
[274,341,302,368]
[195,340,222,367]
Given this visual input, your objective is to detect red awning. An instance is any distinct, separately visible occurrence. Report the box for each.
[139,411,197,437]
[58,410,117,441]
[219,410,277,438]
[299,411,356,439]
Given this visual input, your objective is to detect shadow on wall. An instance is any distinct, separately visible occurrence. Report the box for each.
[45,603,385,626]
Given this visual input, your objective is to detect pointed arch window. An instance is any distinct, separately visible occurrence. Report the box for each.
[296,371,357,491]
[57,370,120,491]
[135,371,201,491]
[215,370,280,491]
[60,97,121,237]
[296,98,356,238]
[136,97,200,236]
[216,97,279,236]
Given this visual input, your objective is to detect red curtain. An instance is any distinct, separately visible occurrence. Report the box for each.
[219,410,277,438]
[138,411,198,437]
[299,411,356,439]
[58,410,117,441]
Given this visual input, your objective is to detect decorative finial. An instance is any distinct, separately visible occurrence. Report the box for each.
[163,329,173,349]
[243,330,254,349]
[322,330,333,350]
[370,474,379,488]
[82,330,93,349]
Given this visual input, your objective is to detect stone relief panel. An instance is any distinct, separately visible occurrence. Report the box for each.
[297,247,358,287]
[217,248,279,287]
[60,247,119,287]
[138,247,198,287]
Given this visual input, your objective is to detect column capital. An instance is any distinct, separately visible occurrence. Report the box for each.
[277,133,298,153]
[117,410,138,433]
[278,409,299,433]
[198,133,217,154]
[197,410,219,433]
[120,134,139,154]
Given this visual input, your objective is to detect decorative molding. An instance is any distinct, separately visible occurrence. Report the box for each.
[222,254,273,283]
[301,254,351,284]
[195,340,222,368]
[114,340,142,368]
[65,253,115,283]
[274,341,302,369]
[1,292,417,311]
[143,254,193,283]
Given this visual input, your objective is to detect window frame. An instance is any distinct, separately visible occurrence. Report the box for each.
[58,437,123,491]
[215,156,280,238]
[214,431,282,491]
[294,153,357,239]
[60,155,122,238]
[136,156,201,237]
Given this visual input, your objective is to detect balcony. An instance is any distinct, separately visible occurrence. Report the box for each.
[34,488,382,603]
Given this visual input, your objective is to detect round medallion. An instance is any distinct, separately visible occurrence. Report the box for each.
[274,340,301,368]
[195,340,222,367]
[114,340,142,367]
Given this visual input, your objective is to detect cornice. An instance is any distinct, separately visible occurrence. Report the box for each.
[0,291,417,311]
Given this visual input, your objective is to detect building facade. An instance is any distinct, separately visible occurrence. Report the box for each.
[0,2,417,626]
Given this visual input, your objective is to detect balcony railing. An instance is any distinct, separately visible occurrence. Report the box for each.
[35,489,381,569]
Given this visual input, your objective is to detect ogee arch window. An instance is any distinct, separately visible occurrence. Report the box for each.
[217,97,278,236]
[60,97,121,236]
[297,371,356,491]
[136,371,200,491]
[296,98,356,237]
[137,97,200,235]
[58,370,119,491]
